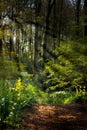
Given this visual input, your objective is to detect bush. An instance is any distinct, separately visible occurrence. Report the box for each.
[0,77,87,129]
[47,91,87,104]
[0,59,26,80]
[74,92,87,103]
[0,78,50,128]
[0,78,37,128]
[42,40,87,92]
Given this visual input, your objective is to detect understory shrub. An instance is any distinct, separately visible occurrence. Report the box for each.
[47,91,87,104]
[42,40,87,93]
[0,77,87,129]
[0,78,49,128]
[0,79,37,127]
[0,59,26,80]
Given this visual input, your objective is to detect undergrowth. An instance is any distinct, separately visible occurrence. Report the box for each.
[0,40,87,129]
[0,78,87,129]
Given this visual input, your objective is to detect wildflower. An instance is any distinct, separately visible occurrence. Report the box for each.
[17,93,20,97]
[11,88,16,91]
[15,78,23,90]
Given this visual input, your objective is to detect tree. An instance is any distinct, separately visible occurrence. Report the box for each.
[0,39,3,57]
[84,0,87,36]
[43,0,55,63]
[76,0,81,36]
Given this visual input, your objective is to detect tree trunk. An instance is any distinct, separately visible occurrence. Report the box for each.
[84,0,87,36]
[43,0,55,63]
[58,0,64,46]
[34,0,42,74]
[9,37,13,58]
[52,0,57,49]
[75,0,81,37]
[0,39,3,57]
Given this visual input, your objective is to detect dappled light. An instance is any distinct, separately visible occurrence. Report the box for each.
[22,104,87,130]
[0,0,87,129]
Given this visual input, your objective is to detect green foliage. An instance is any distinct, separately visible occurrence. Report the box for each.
[74,92,87,103]
[0,39,87,128]
[48,91,76,104]
[43,40,87,92]
[0,78,34,127]
[47,91,87,104]
[0,78,49,128]
[0,59,26,79]
[0,77,87,128]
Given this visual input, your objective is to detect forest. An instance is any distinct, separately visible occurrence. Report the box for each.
[0,0,87,129]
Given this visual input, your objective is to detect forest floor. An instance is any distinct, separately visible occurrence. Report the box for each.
[21,104,87,130]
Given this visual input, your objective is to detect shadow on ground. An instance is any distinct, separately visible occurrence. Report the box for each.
[22,104,87,130]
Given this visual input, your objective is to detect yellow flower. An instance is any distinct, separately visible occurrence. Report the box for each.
[11,88,15,91]
[15,78,24,91]
[17,93,20,97]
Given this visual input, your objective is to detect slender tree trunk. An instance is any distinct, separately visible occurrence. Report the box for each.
[34,0,42,74]
[0,39,3,57]
[43,0,55,63]
[58,0,64,46]
[84,0,87,36]
[15,28,20,71]
[53,0,57,49]
[9,36,13,58]
[34,26,39,74]
[75,0,81,37]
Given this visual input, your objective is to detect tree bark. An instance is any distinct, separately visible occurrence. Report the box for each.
[43,0,55,63]
[75,0,81,36]
[84,0,87,36]
[58,0,64,46]
[0,39,3,57]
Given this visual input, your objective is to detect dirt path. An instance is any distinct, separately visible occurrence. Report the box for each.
[22,104,87,130]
